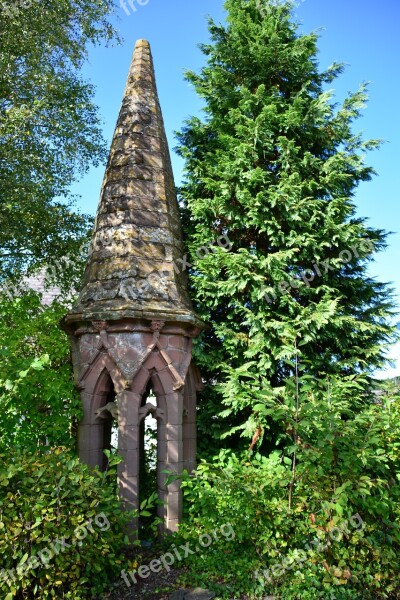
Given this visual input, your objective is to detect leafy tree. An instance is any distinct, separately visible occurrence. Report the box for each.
[177,0,398,442]
[0,291,80,453]
[0,0,118,283]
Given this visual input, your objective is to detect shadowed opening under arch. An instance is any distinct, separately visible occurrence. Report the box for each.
[93,368,117,471]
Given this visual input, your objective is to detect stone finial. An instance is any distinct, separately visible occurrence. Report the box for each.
[63,39,202,329]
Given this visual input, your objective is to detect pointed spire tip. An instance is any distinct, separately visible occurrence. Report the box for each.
[135,39,150,49]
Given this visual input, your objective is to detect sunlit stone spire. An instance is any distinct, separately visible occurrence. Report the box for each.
[64,39,200,327]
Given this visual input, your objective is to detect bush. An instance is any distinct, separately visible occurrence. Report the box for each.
[0,448,133,599]
[177,378,400,599]
[0,292,82,453]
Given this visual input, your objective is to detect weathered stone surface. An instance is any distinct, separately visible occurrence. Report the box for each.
[62,40,204,538]
[169,591,185,600]
[140,226,174,244]
[185,589,216,600]
[63,39,202,328]
[85,260,138,282]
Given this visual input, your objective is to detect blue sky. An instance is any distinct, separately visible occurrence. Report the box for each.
[72,0,400,377]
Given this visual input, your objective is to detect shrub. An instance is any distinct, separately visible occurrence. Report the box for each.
[177,378,400,599]
[0,448,133,599]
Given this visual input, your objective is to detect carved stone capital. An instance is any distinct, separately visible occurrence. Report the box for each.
[150,320,165,338]
[91,320,108,332]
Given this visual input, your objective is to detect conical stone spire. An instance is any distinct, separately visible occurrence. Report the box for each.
[63,39,201,327]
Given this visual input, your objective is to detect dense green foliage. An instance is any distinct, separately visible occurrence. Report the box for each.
[174,1,400,597]
[0,0,118,282]
[177,0,398,444]
[177,376,400,599]
[1,1,398,598]
[0,292,80,452]
[0,448,133,600]
[0,2,135,596]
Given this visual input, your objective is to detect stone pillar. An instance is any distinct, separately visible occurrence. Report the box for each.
[183,366,198,473]
[78,388,113,470]
[155,400,167,524]
[78,423,104,470]
[164,392,184,533]
[117,390,141,535]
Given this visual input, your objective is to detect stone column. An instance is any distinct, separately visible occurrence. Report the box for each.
[155,399,167,524]
[117,390,141,536]
[164,391,184,532]
[183,367,198,473]
[78,391,107,469]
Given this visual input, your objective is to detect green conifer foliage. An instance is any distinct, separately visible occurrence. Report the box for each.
[177,0,398,441]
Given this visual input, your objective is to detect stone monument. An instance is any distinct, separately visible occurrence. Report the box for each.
[62,39,203,534]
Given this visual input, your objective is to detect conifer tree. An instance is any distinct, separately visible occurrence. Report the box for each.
[177,0,398,442]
